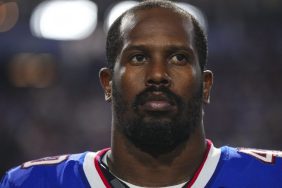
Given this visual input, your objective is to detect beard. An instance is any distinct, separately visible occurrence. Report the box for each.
[112,82,203,157]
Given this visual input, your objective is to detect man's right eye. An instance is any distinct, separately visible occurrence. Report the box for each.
[130,54,147,65]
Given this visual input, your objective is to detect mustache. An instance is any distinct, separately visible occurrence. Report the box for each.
[133,86,183,108]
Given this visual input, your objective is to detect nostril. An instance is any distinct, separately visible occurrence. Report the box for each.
[160,79,169,85]
[146,75,171,87]
[145,63,172,87]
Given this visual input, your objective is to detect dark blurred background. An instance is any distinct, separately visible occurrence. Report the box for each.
[0,0,282,177]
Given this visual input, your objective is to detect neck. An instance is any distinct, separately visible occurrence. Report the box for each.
[108,124,207,187]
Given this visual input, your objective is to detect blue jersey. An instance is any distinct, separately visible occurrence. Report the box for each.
[1,140,282,188]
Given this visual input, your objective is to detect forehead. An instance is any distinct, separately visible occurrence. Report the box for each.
[120,7,194,48]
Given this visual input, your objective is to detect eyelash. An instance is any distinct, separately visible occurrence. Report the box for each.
[170,54,190,65]
[129,54,147,65]
[128,53,191,66]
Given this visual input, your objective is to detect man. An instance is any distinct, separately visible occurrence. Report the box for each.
[1,0,282,187]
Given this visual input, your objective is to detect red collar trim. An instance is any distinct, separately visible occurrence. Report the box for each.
[186,140,212,187]
[94,148,111,188]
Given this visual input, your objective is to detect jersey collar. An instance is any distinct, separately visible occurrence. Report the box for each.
[83,140,221,188]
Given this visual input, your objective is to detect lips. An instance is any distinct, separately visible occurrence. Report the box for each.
[142,100,174,111]
[137,92,177,112]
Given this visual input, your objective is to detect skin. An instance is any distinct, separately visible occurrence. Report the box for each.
[100,7,213,187]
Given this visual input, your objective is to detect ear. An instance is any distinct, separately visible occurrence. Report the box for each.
[99,68,112,102]
[202,70,213,104]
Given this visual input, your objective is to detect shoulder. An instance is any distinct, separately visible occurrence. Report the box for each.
[221,145,282,167]
[211,145,282,187]
[0,152,95,188]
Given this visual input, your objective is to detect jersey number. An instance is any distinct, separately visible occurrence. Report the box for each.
[239,148,282,164]
[22,155,69,168]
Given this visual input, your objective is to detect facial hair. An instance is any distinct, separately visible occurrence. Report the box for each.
[112,82,203,157]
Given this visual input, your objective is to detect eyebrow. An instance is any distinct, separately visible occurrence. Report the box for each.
[122,44,195,55]
[164,45,195,55]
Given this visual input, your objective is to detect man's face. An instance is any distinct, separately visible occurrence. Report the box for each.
[101,8,212,156]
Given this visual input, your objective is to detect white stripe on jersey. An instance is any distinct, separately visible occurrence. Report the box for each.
[83,152,107,188]
[191,143,221,188]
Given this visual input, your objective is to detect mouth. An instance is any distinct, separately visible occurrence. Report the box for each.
[137,92,177,113]
[142,100,175,112]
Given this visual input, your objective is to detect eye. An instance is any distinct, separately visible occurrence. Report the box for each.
[170,54,189,65]
[130,54,147,65]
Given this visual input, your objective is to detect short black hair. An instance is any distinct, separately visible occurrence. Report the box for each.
[106,0,207,71]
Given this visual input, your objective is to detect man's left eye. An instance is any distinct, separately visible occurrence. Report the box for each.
[130,54,147,65]
[170,54,189,65]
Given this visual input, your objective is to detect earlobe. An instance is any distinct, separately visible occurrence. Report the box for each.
[104,84,112,102]
[203,70,213,104]
[99,68,113,102]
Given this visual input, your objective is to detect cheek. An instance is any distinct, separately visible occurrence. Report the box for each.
[171,68,202,98]
[114,66,145,101]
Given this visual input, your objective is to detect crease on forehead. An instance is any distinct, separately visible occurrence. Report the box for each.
[119,8,195,50]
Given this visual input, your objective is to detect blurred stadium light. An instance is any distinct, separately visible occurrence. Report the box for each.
[30,0,97,40]
[0,2,19,32]
[104,1,138,31]
[8,53,57,88]
[28,0,207,39]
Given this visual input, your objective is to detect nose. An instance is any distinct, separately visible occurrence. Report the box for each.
[145,61,171,88]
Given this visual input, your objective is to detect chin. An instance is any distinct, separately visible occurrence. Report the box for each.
[122,115,194,157]
[142,116,174,125]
